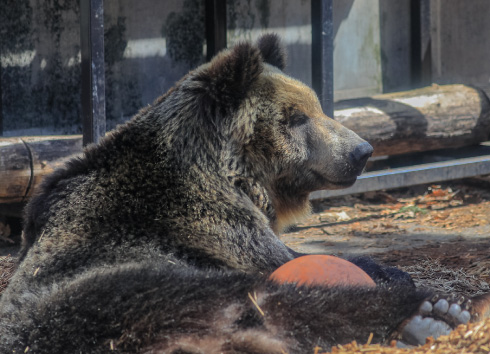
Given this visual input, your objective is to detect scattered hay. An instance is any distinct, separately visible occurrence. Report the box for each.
[0,254,16,296]
[326,318,490,354]
[323,259,490,353]
[402,259,490,297]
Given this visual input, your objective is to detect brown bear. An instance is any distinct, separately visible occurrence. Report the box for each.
[0,34,488,353]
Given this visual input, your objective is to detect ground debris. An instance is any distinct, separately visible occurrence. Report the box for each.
[0,220,13,244]
[0,254,16,295]
[401,259,490,296]
[325,318,490,354]
[296,181,490,242]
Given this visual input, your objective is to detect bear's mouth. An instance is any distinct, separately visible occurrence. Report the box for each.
[311,170,358,189]
[328,178,358,189]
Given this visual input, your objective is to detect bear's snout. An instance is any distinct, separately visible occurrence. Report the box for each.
[349,141,373,175]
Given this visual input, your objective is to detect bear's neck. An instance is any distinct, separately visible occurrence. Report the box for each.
[231,176,277,230]
[233,177,311,233]
[231,157,312,234]
[270,191,312,233]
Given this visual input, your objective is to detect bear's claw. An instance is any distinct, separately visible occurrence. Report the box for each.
[397,295,474,346]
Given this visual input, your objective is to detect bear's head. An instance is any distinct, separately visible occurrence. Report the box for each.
[180,34,373,232]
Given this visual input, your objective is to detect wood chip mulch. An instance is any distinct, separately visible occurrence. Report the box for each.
[325,318,490,354]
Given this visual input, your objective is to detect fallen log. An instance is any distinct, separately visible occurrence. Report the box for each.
[0,136,82,203]
[1,84,490,204]
[335,84,490,156]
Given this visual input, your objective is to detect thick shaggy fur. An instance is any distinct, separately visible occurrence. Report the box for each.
[2,262,428,353]
[0,35,458,353]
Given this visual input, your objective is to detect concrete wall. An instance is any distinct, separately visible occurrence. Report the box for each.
[430,0,490,86]
[333,0,382,100]
[378,0,412,93]
[1,0,489,137]
[226,0,388,100]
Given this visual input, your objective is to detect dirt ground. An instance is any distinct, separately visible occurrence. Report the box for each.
[1,178,490,352]
[283,178,490,296]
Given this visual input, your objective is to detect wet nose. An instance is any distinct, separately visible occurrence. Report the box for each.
[350,142,373,170]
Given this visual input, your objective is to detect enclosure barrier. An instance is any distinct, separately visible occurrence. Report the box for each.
[1,83,490,204]
[2,0,490,208]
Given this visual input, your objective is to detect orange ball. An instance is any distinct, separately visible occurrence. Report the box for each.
[270,255,376,288]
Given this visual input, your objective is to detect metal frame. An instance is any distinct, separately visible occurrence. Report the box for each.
[311,145,490,200]
[0,59,3,136]
[78,1,490,196]
[205,0,227,61]
[308,0,490,197]
[311,0,334,118]
[80,0,106,146]
[410,0,423,87]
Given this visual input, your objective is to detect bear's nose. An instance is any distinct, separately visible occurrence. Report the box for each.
[350,142,373,171]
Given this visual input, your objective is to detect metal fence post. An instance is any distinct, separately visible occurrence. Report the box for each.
[205,0,227,61]
[80,0,106,146]
[311,0,334,118]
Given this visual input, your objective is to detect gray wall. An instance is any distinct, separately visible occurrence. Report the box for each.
[430,0,490,85]
[1,0,489,137]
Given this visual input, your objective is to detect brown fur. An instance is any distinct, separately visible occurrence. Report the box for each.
[2,34,458,354]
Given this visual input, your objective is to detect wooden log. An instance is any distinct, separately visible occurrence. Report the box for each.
[0,136,82,204]
[0,138,31,204]
[335,84,490,156]
[1,84,490,204]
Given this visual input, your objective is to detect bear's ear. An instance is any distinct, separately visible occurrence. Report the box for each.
[197,42,263,104]
[256,33,286,71]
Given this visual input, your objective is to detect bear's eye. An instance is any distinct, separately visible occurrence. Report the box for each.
[289,113,309,127]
